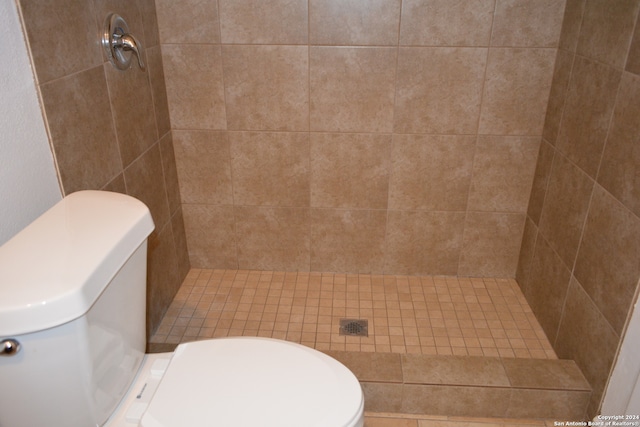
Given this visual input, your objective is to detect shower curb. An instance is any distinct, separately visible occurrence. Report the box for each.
[324,351,591,421]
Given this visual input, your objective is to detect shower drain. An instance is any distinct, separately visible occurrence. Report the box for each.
[339,319,369,337]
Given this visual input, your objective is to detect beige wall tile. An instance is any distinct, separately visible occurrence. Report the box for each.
[124,144,170,232]
[18,0,102,83]
[163,45,226,130]
[159,133,181,214]
[40,67,122,193]
[230,131,310,207]
[170,208,191,280]
[219,0,307,44]
[395,48,487,134]
[555,278,620,416]
[183,204,237,269]
[146,45,171,138]
[155,0,220,43]
[310,0,400,45]
[172,130,233,205]
[104,63,157,167]
[459,212,525,278]
[310,47,396,133]
[491,0,565,47]
[576,0,640,69]
[538,153,594,268]
[598,72,640,217]
[147,220,180,336]
[524,234,571,343]
[399,0,495,46]
[223,45,308,131]
[516,217,538,292]
[384,211,465,275]
[573,186,640,335]
[556,56,621,179]
[527,140,555,225]
[558,0,586,52]
[468,136,540,212]
[389,135,475,211]
[235,206,310,271]
[310,133,391,209]
[479,48,556,136]
[542,49,575,145]
[310,209,387,273]
[626,12,640,74]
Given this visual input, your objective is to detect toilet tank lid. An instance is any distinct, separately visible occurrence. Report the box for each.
[0,191,155,336]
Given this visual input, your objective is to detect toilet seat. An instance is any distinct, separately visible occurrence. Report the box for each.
[138,338,364,427]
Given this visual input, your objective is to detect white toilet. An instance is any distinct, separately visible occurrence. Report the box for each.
[0,191,364,427]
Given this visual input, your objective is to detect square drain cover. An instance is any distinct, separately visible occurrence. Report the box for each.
[339,319,368,337]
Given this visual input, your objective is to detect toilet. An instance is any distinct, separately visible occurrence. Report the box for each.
[0,191,364,427]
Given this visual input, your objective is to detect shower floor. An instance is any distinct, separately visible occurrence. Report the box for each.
[149,269,556,359]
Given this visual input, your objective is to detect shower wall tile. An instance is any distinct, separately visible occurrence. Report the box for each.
[40,67,122,193]
[230,131,310,207]
[172,130,233,205]
[576,0,640,69]
[170,208,191,281]
[598,72,640,218]
[388,135,475,211]
[458,212,525,277]
[627,12,640,75]
[556,56,621,179]
[309,0,401,46]
[162,44,226,130]
[124,144,170,234]
[515,217,538,292]
[573,186,640,335]
[235,206,311,271]
[153,0,565,278]
[310,133,391,209]
[384,211,465,276]
[219,0,307,44]
[467,136,540,213]
[527,140,555,225]
[491,0,565,47]
[538,153,594,268]
[146,45,171,138]
[310,47,396,133]
[558,0,585,52]
[555,279,620,416]
[394,47,486,134]
[223,45,308,131]
[139,0,160,48]
[524,234,571,343]
[159,133,181,214]
[183,204,237,269]
[147,220,180,336]
[310,209,387,273]
[104,63,158,167]
[478,48,556,136]
[18,0,102,84]
[399,0,495,47]
[542,49,575,145]
[155,0,220,44]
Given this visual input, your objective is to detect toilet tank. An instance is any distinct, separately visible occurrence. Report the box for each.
[0,191,155,427]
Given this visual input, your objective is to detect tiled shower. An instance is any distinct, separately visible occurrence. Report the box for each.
[16,0,640,420]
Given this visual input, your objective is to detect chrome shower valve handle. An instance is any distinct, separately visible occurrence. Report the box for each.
[102,13,146,71]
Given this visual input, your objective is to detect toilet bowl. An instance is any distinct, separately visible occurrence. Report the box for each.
[0,191,364,427]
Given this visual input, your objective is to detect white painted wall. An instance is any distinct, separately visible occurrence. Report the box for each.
[0,1,62,245]
[601,286,640,415]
